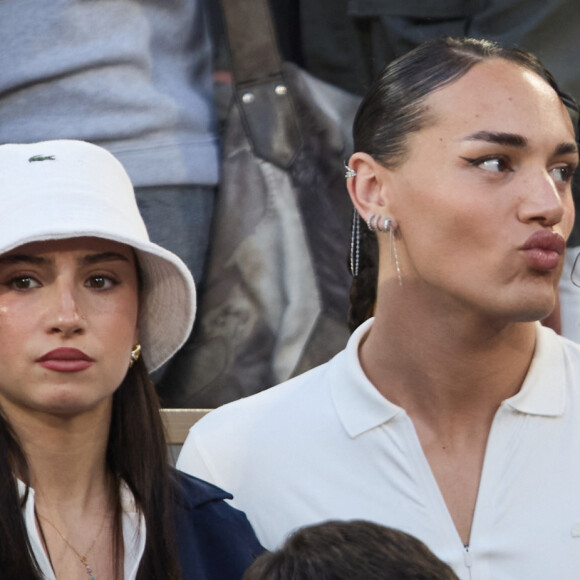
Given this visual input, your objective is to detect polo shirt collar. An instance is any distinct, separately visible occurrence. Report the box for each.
[504,322,566,417]
[330,318,404,438]
[331,319,565,438]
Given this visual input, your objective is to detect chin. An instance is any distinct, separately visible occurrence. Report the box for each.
[509,302,556,324]
[502,281,558,323]
[39,388,111,417]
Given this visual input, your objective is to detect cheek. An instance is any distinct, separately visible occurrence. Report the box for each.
[0,302,31,355]
[400,189,481,251]
[89,292,139,349]
[110,302,139,344]
[116,296,140,349]
[563,196,576,239]
[398,191,501,283]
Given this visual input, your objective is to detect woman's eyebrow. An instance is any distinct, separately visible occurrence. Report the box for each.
[0,252,131,266]
[464,131,578,156]
[463,131,528,147]
[555,142,579,156]
[80,252,131,266]
[0,254,47,266]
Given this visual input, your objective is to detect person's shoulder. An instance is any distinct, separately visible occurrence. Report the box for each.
[171,468,232,508]
[194,359,334,432]
[170,470,265,576]
[170,468,263,543]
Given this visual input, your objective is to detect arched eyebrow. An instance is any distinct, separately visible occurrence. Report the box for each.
[464,131,527,147]
[0,252,131,267]
[464,131,578,156]
[80,252,131,266]
[0,255,47,266]
[555,142,579,156]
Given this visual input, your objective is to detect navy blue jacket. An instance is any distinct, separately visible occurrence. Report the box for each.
[172,469,265,579]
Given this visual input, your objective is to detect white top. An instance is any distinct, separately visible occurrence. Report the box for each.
[178,319,580,580]
[20,480,146,580]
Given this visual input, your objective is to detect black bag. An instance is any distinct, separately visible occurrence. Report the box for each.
[175,0,361,407]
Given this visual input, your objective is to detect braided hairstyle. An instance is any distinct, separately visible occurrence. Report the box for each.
[348,36,580,331]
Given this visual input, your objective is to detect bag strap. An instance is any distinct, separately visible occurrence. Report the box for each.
[219,0,302,168]
[219,0,282,84]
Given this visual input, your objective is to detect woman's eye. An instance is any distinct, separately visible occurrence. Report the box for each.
[550,165,575,183]
[86,276,116,290]
[461,156,511,173]
[10,276,41,290]
[477,157,510,172]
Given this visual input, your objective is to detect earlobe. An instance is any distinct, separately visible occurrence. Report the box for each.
[346,152,392,220]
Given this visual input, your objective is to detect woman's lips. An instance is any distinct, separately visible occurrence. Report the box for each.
[521,231,566,272]
[36,348,94,373]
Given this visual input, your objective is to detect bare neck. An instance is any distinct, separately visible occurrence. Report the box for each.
[8,404,112,514]
[361,293,537,429]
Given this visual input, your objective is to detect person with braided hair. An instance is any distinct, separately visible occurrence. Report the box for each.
[179,37,580,579]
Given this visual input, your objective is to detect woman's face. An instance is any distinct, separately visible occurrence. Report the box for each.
[0,237,139,418]
[386,58,579,323]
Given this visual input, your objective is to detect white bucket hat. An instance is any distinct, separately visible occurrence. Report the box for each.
[0,140,196,372]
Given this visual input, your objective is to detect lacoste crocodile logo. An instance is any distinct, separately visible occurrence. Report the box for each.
[28,155,55,162]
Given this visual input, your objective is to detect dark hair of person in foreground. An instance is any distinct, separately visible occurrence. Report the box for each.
[242,520,459,580]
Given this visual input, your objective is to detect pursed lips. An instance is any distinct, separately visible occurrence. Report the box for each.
[521,230,566,271]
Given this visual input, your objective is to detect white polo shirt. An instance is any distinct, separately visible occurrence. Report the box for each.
[178,319,580,580]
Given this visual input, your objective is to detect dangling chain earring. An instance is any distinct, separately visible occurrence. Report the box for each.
[367,214,403,286]
[344,161,360,278]
[345,163,360,277]
[129,343,142,367]
[350,209,361,277]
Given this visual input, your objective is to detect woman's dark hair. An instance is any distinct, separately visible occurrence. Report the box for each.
[0,357,182,579]
[242,520,459,580]
[348,36,580,331]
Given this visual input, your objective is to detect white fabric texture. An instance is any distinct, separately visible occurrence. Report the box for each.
[20,480,146,580]
[178,318,580,580]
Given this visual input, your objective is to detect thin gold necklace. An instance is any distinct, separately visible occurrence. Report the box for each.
[36,509,108,580]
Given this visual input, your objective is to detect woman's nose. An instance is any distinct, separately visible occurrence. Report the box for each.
[518,170,566,227]
[47,281,86,337]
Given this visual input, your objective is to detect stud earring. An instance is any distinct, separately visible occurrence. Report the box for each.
[129,343,142,367]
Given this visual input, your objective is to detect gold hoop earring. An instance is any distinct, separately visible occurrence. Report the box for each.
[129,343,142,367]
